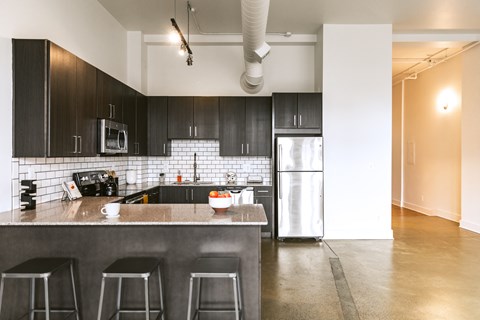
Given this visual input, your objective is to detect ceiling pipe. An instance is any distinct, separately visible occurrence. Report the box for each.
[240,0,270,94]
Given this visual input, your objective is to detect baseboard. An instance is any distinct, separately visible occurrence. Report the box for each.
[391,199,401,206]
[459,220,480,234]
[402,201,460,222]
[324,227,393,240]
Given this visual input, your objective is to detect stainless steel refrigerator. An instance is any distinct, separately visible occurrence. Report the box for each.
[276,136,323,240]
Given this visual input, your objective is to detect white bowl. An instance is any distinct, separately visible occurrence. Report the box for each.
[209,196,232,213]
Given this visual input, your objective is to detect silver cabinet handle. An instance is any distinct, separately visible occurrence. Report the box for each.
[78,136,82,154]
[112,105,116,119]
[191,189,194,200]
[108,104,112,118]
[299,114,302,126]
[72,136,77,153]
[185,189,189,201]
[163,143,166,155]
[257,190,269,193]
[189,126,192,137]
[194,126,197,137]
[247,143,249,155]
[293,114,297,126]
[241,144,244,155]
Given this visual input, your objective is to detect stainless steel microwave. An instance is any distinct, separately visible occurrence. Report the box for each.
[98,119,128,154]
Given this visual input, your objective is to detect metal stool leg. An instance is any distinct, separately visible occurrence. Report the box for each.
[237,274,243,318]
[233,276,240,320]
[44,277,50,320]
[187,276,194,320]
[69,261,80,320]
[157,266,164,320]
[144,277,150,320]
[97,277,106,320]
[115,278,122,320]
[195,277,202,316]
[29,278,35,320]
[0,276,5,317]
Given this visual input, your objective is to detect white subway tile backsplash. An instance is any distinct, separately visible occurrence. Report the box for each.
[11,140,272,209]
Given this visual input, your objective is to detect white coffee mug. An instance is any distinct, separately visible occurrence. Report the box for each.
[101,203,120,216]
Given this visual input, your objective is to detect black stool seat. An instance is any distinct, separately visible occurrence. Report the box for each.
[0,257,80,320]
[2,257,71,278]
[102,257,160,278]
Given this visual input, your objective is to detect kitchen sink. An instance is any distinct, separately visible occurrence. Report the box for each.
[172,181,214,185]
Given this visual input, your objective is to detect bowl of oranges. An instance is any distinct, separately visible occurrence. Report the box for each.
[208,191,232,213]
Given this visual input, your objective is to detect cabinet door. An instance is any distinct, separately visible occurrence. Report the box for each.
[297,93,322,130]
[168,97,194,139]
[192,187,211,203]
[123,87,137,155]
[13,39,47,157]
[219,97,246,156]
[194,97,219,139]
[136,93,148,156]
[75,58,97,156]
[96,70,112,119]
[111,79,124,122]
[49,42,77,157]
[246,96,272,157]
[148,97,171,156]
[255,196,273,233]
[273,93,297,129]
[161,187,190,203]
[97,71,123,122]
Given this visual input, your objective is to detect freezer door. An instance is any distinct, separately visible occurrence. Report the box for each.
[277,137,323,171]
[277,171,323,238]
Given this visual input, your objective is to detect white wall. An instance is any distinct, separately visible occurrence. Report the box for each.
[461,45,480,233]
[148,44,315,95]
[0,0,128,211]
[392,83,403,206]
[323,24,393,239]
[403,56,462,221]
[0,38,12,212]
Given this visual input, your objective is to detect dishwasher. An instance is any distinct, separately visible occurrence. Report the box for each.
[220,186,254,205]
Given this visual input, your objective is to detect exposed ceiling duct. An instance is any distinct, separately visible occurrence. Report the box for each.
[240,0,271,94]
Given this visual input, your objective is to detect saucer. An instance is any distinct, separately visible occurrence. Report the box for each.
[105,214,120,218]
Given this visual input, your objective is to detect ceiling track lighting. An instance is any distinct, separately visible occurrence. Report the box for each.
[170,1,193,66]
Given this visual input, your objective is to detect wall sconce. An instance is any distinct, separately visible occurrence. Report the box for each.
[437,88,458,112]
[170,1,193,66]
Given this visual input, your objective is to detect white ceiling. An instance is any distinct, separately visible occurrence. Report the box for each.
[97,0,480,80]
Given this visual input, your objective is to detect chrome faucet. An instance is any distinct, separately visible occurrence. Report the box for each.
[193,153,198,183]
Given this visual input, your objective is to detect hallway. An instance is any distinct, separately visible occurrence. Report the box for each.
[261,206,480,319]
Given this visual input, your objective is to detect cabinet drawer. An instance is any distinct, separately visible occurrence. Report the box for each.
[254,186,272,197]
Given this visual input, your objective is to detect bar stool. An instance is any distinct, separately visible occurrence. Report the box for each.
[187,257,242,320]
[97,257,164,320]
[0,257,80,320]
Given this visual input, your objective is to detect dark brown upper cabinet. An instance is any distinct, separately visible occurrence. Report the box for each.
[124,88,148,156]
[148,97,171,156]
[219,96,272,157]
[97,70,123,122]
[273,92,322,131]
[13,39,97,157]
[167,96,219,139]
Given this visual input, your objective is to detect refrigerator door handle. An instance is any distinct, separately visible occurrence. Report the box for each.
[278,144,282,170]
[278,173,282,199]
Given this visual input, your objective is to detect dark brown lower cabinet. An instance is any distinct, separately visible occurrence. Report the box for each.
[160,186,211,204]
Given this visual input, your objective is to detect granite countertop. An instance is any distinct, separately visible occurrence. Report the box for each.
[0,197,267,226]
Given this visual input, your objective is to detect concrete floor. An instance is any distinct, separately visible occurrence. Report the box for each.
[261,206,480,320]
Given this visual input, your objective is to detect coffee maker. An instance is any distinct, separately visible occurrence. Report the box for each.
[105,175,118,196]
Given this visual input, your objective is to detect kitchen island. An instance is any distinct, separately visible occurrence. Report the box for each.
[0,198,267,319]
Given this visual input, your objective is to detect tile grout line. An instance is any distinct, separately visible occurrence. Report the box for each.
[329,257,361,320]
